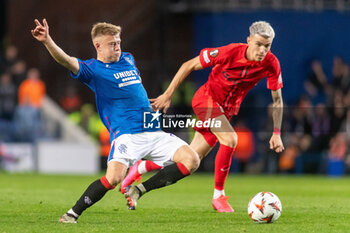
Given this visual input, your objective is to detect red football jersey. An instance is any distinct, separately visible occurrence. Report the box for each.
[199,43,283,116]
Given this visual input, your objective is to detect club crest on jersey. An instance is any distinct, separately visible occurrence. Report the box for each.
[209,49,219,58]
[125,57,133,65]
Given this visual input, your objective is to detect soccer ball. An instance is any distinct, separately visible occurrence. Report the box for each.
[247,192,282,223]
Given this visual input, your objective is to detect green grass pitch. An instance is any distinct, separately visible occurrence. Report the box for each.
[1,172,350,233]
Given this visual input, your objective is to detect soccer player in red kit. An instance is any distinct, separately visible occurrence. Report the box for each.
[123,21,284,212]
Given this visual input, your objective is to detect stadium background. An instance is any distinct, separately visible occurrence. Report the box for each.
[0,0,349,176]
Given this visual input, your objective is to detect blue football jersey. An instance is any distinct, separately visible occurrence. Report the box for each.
[71,52,159,142]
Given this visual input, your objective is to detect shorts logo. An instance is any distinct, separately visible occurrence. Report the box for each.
[143,110,162,129]
[118,144,127,154]
[209,49,218,58]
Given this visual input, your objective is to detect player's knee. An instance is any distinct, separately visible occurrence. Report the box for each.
[185,151,200,173]
[174,145,200,173]
[219,132,238,148]
[197,151,206,161]
[106,174,124,186]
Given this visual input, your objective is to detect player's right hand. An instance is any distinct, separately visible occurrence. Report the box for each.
[269,134,284,153]
[31,19,50,42]
[149,93,171,113]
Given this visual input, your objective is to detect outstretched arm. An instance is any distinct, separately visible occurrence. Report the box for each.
[269,89,285,153]
[31,19,79,74]
[150,56,203,113]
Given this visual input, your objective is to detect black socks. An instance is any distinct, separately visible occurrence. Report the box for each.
[141,163,190,193]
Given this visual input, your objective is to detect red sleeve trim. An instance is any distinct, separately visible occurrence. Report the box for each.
[199,49,211,68]
[78,58,95,66]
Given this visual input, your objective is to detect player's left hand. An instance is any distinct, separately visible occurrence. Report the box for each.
[149,93,172,113]
[269,134,284,153]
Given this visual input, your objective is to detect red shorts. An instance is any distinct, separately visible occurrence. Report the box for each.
[192,85,232,147]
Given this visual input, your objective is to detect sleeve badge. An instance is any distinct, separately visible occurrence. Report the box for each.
[209,49,219,58]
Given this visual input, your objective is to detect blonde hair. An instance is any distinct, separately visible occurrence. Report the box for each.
[249,21,275,39]
[91,22,121,40]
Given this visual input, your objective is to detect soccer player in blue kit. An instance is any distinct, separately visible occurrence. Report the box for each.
[31,19,200,223]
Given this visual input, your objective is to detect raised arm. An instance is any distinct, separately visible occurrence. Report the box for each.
[269,89,284,153]
[150,56,203,113]
[31,19,79,75]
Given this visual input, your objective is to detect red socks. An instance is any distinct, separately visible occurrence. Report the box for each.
[214,145,235,190]
[145,160,162,172]
[144,160,189,175]
[100,176,116,190]
[177,162,191,176]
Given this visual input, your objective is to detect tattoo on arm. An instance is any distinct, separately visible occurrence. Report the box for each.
[271,89,283,130]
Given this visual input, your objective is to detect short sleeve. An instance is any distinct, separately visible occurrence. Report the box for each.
[70,58,95,85]
[266,56,283,90]
[199,44,235,69]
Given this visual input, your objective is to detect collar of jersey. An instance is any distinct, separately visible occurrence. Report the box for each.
[237,44,261,67]
[96,53,124,64]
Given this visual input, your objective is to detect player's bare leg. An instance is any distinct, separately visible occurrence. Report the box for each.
[189,131,214,160]
[125,145,200,210]
[60,161,126,223]
[210,114,237,213]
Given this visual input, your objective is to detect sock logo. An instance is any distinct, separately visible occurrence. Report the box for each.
[84,196,92,205]
[165,181,173,186]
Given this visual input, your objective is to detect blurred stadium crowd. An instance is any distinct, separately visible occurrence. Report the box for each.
[0,45,46,142]
[258,56,350,175]
[0,45,110,169]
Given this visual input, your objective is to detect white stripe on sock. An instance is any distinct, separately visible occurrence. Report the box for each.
[138,161,147,174]
[213,189,225,199]
[67,208,79,218]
